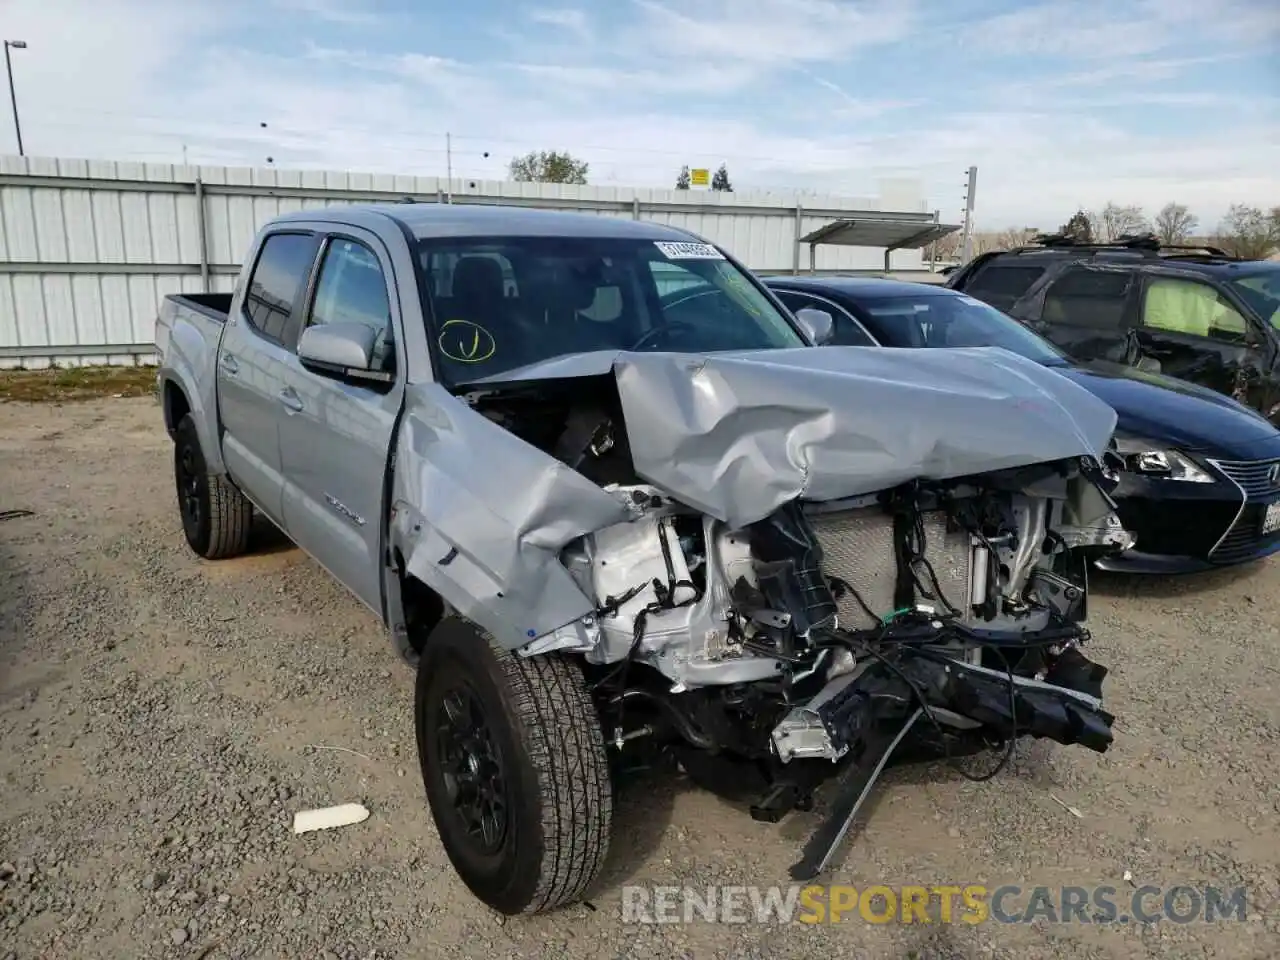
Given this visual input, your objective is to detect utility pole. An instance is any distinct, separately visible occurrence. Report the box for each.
[928,208,940,271]
[4,40,27,157]
[445,132,453,204]
[959,165,978,264]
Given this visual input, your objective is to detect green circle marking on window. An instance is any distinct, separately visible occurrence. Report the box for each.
[438,319,497,363]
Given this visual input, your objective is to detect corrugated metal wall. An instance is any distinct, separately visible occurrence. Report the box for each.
[0,154,930,367]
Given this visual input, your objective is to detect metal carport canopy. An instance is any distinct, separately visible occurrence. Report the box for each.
[798,215,962,272]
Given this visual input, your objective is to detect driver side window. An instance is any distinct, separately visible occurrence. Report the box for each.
[1142,277,1249,343]
[307,238,396,373]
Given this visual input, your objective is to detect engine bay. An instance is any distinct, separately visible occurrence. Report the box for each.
[457,368,1131,879]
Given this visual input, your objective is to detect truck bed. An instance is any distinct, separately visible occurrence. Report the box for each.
[155,293,236,445]
[167,293,233,323]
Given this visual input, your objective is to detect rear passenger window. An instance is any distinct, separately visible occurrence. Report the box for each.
[1042,268,1133,330]
[242,233,318,343]
[963,264,1046,309]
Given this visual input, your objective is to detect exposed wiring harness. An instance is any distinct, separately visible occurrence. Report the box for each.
[590,522,702,744]
[822,534,1031,784]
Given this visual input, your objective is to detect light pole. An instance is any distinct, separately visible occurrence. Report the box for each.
[4,40,26,157]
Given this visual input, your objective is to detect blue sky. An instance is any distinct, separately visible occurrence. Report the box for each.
[4,0,1278,229]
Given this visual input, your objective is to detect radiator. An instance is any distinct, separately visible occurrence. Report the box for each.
[808,508,974,629]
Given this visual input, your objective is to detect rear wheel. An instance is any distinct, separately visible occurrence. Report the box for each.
[415,617,612,914]
[173,413,253,559]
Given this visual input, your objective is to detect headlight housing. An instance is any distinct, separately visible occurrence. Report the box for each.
[1111,434,1214,483]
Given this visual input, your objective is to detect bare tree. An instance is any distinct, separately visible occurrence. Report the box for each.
[1059,210,1093,242]
[1153,203,1197,245]
[967,227,1040,256]
[1213,204,1280,260]
[995,226,1040,250]
[1089,203,1149,243]
[508,150,589,184]
[969,232,1005,256]
[931,230,963,260]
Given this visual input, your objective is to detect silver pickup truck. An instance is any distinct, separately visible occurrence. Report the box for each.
[155,203,1131,916]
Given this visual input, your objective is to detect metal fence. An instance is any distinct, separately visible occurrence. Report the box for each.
[0,155,931,367]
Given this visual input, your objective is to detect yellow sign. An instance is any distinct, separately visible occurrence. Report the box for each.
[690,168,710,187]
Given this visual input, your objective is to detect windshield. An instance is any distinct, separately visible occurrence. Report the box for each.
[1228,265,1280,329]
[417,236,805,382]
[849,290,1068,364]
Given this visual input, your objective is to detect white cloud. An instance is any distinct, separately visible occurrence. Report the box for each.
[527,8,591,39]
[3,0,1277,234]
[269,0,382,25]
[629,0,916,66]
[789,68,923,120]
[968,0,1280,60]
[1039,55,1247,89]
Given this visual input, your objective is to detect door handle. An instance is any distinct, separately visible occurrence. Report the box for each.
[278,388,304,413]
[220,353,240,376]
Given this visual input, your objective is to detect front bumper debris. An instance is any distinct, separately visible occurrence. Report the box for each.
[776,644,1113,881]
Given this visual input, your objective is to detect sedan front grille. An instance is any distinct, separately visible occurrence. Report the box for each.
[1207,458,1280,563]
[1210,457,1280,498]
[807,508,972,629]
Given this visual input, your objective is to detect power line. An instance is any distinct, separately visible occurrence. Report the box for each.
[20,110,964,174]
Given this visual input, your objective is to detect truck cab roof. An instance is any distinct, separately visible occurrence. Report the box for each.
[270,202,704,242]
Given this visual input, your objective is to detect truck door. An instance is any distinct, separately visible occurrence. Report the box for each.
[217,231,321,525]
[1134,273,1271,411]
[277,231,403,616]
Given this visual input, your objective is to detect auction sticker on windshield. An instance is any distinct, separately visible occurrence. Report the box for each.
[655,241,725,260]
[1263,501,1280,536]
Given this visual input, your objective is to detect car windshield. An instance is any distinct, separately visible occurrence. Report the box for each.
[1228,265,1280,329]
[417,236,805,382]
[849,290,1069,365]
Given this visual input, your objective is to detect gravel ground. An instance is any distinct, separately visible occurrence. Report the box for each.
[1,397,1278,960]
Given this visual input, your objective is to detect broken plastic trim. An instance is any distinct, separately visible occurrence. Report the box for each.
[782,642,1113,882]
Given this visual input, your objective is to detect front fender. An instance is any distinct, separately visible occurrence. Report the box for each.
[388,383,633,650]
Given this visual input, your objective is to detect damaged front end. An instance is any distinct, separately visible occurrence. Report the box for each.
[552,459,1126,879]
[392,346,1132,879]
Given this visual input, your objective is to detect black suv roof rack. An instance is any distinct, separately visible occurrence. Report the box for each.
[1010,231,1239,261]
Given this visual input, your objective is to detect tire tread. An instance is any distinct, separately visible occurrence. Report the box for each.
[203,470,254,559]
[489,636,612,913]
[175,413,253,560]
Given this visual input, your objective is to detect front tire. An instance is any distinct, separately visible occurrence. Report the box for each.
[173,413,253,560]
[415,618,612,915]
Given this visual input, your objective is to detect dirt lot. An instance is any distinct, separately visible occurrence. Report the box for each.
[1,397,1278,960]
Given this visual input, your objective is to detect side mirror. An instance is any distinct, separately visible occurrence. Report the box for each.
[297,323,390,384]
[795,307,835,346]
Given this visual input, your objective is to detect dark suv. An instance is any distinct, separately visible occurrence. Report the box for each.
[945,235,1280,423]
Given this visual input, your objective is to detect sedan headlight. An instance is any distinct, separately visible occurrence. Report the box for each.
[1111,435,1214,483]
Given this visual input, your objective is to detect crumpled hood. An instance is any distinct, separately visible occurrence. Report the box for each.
[469,345,1120,529]
[618,347,1117,527]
